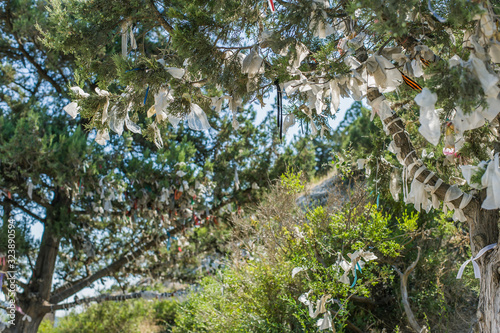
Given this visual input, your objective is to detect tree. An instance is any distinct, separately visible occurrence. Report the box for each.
[0,1,312,332]
[43,0,500,331]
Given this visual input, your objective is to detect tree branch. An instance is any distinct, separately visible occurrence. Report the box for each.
[49,223,187,304]
[366,88,473,215]
[47,288,189,311]
[4,198,46,223]
[147,0,173,33]
[393,247,427,333]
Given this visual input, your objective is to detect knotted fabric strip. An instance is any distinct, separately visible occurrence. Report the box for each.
[457,243,497,279]
[402,151,417,202]
[453,192,472,222]
[407,165,432,212]
[423,171,435,185]
[385,117,405,137]
[429,178,443,209]
[443,185,461,212]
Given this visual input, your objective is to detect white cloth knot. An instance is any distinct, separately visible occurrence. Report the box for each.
[457,243,497,279]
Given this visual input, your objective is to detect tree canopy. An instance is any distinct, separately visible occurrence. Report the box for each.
[2,0,500,332]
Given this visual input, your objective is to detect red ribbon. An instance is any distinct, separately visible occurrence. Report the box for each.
[268,0,275,12]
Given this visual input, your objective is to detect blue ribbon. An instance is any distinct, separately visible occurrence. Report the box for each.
[350,262,363,288]
[143,86,149,105]
[166,231,178,251]
[125,67,144,73]
[166,231,171,251]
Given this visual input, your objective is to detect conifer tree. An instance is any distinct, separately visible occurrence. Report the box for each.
[44,0,500,331]
[0,1,319,332]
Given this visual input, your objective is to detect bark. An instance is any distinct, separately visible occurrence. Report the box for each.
[4,190,68,333]
[394,247,426,333]
[468,199,500,333]
[4,227,60,333]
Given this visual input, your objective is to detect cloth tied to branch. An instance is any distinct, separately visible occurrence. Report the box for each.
[63,87,89,118]
[289,43,309,70]
[337,250,377,286]
[292,266,307,278]
[149,122,163,149]
[415,88,440,146]
[457,243,497,279]
[390,168,401,201]
[151,88,182,127]
[95,87,111,124]
[298,291,331,321]
[442,185,470,222]
[121,20,137,57]
[95,129,110,146]
[461,163,487,190]
[481,153,500,210]
[241,46,264,78]
[187,103,211,131]
[367,95,393,122]
[364,55,402,93]
[406,165,432,213]
[301,107,318,136]
[329,80,340,114]
[309,0,334,39]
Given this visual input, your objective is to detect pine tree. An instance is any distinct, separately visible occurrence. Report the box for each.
[0,1,315,332]
[42,0,500,331]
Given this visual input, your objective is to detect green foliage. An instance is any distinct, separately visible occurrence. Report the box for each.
[427,60,486,116]
[39,298,179,333]
[280,168,304,194]
[170,183,412,332]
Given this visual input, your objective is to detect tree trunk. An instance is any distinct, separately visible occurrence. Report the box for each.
[4,190,66,333]
[467,199,500,333]
[4,226,59,332]
[477,246,500,333]
[6,312,46,333]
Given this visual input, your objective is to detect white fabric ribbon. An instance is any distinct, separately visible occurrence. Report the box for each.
[401,151,417,202]
[289,43,309,70]
[317,311,332,330]
[187,103,211,131]
[453,192,472,222]
[241,46,264,78]
[301,107,318,136]
[424,174,442,210]
[292,266,307,278]
[481,153,500,210]
[470,53,499,98]
[390,168,401,201]
[456,243,497,279]
[461,163,487,190]
[63,102,80,119]
[329,80,340,114]
[283,114,295,135]
[310,1,334,39]
[95,128,110,146]
[415,88,440,146]
[149,122,163,149]
[63,87,89,118]
[443,185,461,213]
[95,87,111,124]
[363,55,403,93]
[442,185,471,222]
[406,166,432,212]
[121,20,137,57]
